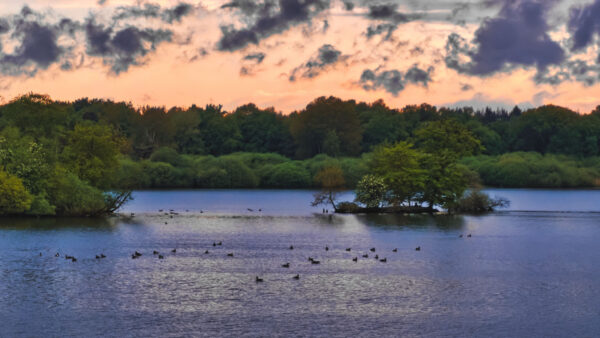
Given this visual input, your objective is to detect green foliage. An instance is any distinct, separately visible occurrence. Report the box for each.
[448,190,510,213]
[355,175,388,208]
[47,170,107,216]
[0,170,32,215]
[414,119,483,158]
[259,162,311,188]
[462,152,600,188]
[370,142,426,204]
[27,194,56,216]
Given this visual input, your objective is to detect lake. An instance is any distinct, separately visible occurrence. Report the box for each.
[1,189,600,337]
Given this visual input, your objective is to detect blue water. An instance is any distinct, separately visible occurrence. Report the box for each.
[1,189,600,337]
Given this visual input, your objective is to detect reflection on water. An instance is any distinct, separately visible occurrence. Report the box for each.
[2,190,600,337]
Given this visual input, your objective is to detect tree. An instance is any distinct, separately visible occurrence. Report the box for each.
[414,119,483,159]
[311,166,346,211]
[369,142,426,205]
[354,175,387,208]
[0,170,32,215]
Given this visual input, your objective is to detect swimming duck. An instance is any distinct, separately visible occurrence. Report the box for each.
[158,255,164,259]
[392,248,398,252]
[134,251,142,257]
[282,263,290,268]
[311,260,321,264]
[227,253,234,257]
[171,249,176,253]
[374,254,379,259]
[380,258,387,263]
[213,242,217,247]
[100,254,106,258]
[467,234,472,238]
[55,253,59,257]
[217,241,222,246]
[204,250,209,254]
[255,276,264,282]
[346,248,351,252]
[153,251,159,255]
[71,257,77,262]
[352,257,358,262]
[415,246,421,251]
[459,234,463,238]
[325,246,329,251]
[362,254,369,258]
[308,257,314,262]
[289,245,294,250]
[370,248,376,252]
[95,255,100,259]
[293,274,300,280]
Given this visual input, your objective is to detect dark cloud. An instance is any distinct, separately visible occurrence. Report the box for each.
[445,0,565,76]
[289,44,345,81]
[460,83,473,91]
[112,2,194,24]
[218,0,331,51]
[359,65,433,96]
[568,0,600,52]
[534,60,600,86]
[244,52,266,63]
[365,23,396,40]
[85,19,172,74]
[343,1,355,11]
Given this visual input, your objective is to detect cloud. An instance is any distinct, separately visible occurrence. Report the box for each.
[534,59,600,86]
[444,0,565,76]
[84,19,173,74]
[568,0,600,53]
[365,23,397,40]
[289,44,346,81]
[359,64,434,96]
[112,2,195,24]
[244,52,266,63]
[218,0,331,51]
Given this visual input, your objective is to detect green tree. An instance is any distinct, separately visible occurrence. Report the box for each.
[0,170,32,214]
[312,166,346,211]
[369,142,426,205]
[354,175,387,208]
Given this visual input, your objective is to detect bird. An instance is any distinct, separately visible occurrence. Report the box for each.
[204,250,209,254]
[255,276,264,282]
[467,234,472,238]
[153,251,159,255]
[95,255,100,259]
[311,260,321,264]
[380,258,387,263]
[258,209,262,212]
[247,208,254,212]
[217,241,222,246]
[158,255,164,259]
[131,254,138,259]
[71,257,77,262]
[308,257,314,262]
[227,253,234,257]
[134,251,142,257]
[352,257,358,262]
[55,253,59,257]
[392,248,398,252]
[325,246,329,251]
[100,254,106,258]
[159,209,164,212]
[346,248,351,252]
[415,246,421,251]
[200,210,203,214]
[370,248,376,252]
[171,249,177,253]
[165,222,168,225]
[39,253,42,257]
[282,263,290,268]
[213,242,217,247]
[374,254,379,259]
[65,255,73,260]
[289,245,294,250]
[293,274,300,280]
[459,234,463,238]
[362,254,369,258]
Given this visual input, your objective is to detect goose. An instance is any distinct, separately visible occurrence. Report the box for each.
[217,241,222,246]
[55,253,59,257]
[247,208,254,212]
[171,249,177,253]
[204,250,209,254]
[165,222,168,225]
[282,263,290,268]
[346,248,351,252]
[227,253,234,257]
[325,246,329,251]
[415,246,421,251]
[134,251,142,257]
[362,253,369,258]
[380,258,387,263]
[153,251,159,255]
[459,234,463,238]
[289,245,294,250]
[467,234,472,238]
[370,248,376,252]
[392,248,398,252]
[131,254,138,259]
[213,242,217,247]
[352,257,358,262]
[158,255,164,259]
[293,274,300,280]
[311,260,321,264]
[255,276,264,282]
[71,257,77,262]
[100,254,106,258]
[96,255,100,259]
[308,257,314,262]
[374,254,379,259]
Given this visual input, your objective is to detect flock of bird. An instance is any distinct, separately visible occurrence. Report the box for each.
[42,209,474,283]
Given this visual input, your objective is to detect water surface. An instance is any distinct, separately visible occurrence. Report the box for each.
[1,189,599,337]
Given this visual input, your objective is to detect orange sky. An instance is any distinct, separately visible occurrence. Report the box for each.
[0,0,598,113]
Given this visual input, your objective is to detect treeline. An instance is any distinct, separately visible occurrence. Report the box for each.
[47,95,600,159]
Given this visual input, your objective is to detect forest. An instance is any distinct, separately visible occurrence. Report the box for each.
[0,93,599,216]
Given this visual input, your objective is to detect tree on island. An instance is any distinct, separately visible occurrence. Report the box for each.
[311,166,346,212]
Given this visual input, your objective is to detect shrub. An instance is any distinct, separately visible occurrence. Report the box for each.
[0,170,33,214]
[355,175,387,208]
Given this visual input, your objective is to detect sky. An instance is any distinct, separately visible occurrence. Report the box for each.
[0,0,599,113]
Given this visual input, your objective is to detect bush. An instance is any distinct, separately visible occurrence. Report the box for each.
[0,170,33,214]
[260,162,311,188]
[27,194,56,216]
[355,175,387,208]
[448,190,509,213]
[47,171,107,216]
